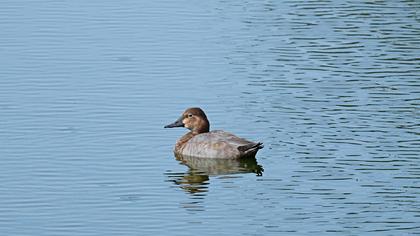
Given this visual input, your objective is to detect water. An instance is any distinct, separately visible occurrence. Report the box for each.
[0,0,419,235]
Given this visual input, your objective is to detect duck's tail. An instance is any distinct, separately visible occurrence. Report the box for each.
[238,142,264,153]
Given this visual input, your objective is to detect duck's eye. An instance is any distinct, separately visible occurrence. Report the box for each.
[188,114,193,118]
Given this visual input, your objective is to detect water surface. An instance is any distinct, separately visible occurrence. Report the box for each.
[0,0,419,235]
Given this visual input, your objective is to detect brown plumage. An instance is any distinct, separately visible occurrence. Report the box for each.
[165,107,263,159]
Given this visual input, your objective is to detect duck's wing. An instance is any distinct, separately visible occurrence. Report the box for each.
[211,131,263,157]
[182,131,262,158]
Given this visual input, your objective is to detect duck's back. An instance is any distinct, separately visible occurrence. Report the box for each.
[179,130,262,159]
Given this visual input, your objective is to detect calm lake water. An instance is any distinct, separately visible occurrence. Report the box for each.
[1,0,419,235]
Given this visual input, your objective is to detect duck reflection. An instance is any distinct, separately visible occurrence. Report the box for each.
[166,154,264,195]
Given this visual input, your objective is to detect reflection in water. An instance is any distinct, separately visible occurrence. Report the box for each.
[166,154,263,195]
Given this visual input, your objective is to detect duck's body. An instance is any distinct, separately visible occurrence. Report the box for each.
[165,108,263,159]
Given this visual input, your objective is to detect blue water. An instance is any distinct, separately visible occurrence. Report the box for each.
[1,0,419,235]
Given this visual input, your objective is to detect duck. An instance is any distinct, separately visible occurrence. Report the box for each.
[164,107,263,159]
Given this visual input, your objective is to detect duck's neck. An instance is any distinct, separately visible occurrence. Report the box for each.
[194,119,210,134]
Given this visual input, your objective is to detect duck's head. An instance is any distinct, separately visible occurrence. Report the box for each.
[164,107,210,134]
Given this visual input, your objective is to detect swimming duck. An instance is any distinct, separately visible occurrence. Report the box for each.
[164,107,263,159]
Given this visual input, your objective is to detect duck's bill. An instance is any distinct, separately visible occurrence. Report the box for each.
[164,118,184,128]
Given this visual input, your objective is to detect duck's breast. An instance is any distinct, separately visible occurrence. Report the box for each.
[180,130,254,158]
